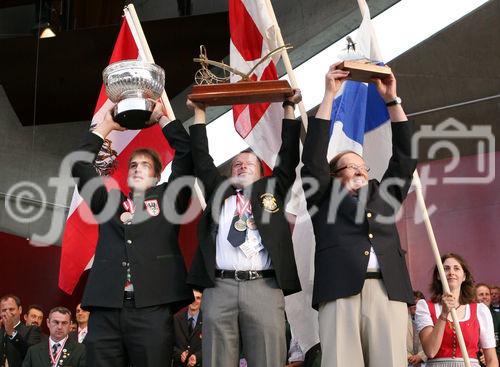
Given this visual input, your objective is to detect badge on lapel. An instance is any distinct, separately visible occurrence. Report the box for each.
[260,193,279,213]
[144,199,160,217]
[60,349,69,365]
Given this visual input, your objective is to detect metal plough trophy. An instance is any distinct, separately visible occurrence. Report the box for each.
[188,45,294,106]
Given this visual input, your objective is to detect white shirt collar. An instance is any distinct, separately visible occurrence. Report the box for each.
[49,335,68,349]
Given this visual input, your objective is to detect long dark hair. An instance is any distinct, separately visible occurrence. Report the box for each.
[430,253,476,304]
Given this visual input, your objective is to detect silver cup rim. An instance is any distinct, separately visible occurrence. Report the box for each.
[103,60,165,79]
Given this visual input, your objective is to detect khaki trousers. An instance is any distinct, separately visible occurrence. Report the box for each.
[319,278,407,367]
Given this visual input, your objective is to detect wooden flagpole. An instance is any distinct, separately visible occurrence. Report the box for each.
[355,1,471,365]
[412,170,472,367]
[123,4,176,121]
[262,0,308,131]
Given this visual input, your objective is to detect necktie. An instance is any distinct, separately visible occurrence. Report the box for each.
[227,215,247,247]
[188,317,194,335]
[52,343,60,358]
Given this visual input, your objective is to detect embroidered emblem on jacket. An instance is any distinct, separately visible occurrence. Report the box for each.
[260,193,279,213]
[144,199,160,216]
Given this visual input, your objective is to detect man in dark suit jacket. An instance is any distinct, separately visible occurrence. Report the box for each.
[173,290,203,367]
[22,307,85,367]
[301,65,417,367]
[186,92,302,367]
[1,295,41,367]
[71,102,195,367]
[68,304,89,344]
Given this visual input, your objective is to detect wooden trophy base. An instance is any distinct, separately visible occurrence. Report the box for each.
[188,80,293,106]
[337,60,391,83]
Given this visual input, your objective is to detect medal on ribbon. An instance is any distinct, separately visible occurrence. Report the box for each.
[234,192,253,231]
[121,198,135,224]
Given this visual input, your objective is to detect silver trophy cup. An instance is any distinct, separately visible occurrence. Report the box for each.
[103,60,165,129]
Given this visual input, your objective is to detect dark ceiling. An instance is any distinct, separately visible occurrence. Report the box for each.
[0,10,229,126]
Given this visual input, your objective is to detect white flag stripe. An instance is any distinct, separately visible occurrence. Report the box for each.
[67,191,83,218]
[362,123,393,180]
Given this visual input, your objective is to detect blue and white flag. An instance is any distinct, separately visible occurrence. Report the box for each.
[327,0,392,180]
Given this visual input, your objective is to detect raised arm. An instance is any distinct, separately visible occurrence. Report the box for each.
[153,101,195,215]
[71,109,125,214]
[188,100,225,199]
[152,102,193,183]
[373,73,418,203]
[271,89,302,198]
[301,65,349,209]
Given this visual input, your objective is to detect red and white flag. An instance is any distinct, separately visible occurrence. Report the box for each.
[229,0,284,171]
[59,17,176,294]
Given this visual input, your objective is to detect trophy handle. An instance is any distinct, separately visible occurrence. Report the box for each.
[245,44,293,78]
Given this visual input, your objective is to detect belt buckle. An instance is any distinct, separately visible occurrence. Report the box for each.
[235,271,247,281]
[248,270,259,280]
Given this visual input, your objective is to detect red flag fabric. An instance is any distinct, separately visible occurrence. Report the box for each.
[59,17,175,294]
[229,0,284,174]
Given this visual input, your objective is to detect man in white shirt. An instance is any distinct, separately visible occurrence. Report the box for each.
[187,91,302,367]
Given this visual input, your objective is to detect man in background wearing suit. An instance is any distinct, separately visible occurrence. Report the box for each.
[22,307,85,367]
[69,304,89,344]
[1,295,41,367]
[301,65,417,367]
[173,290,203,367]
[187,90,302,367]
[22,307,44,329]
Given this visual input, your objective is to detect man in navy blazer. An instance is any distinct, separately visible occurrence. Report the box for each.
[301,65,417,367]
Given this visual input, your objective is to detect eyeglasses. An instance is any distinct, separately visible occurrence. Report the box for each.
[333,163,370,174]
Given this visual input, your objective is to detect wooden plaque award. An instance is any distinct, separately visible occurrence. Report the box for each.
[337,60,392,83]
[188,46,293,106]
[189,80,293,106]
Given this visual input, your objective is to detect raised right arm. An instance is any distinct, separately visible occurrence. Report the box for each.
[71,110,125,214]
[301,65,349,210]
[188,101,224,199]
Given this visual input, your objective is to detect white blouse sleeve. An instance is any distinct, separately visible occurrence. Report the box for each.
[415,299,434,335]
[477,303,496,349]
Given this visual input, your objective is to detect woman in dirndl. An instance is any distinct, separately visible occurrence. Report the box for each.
[415,253,498,367]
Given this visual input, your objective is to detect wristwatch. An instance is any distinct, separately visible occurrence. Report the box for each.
[385,96,402,107]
